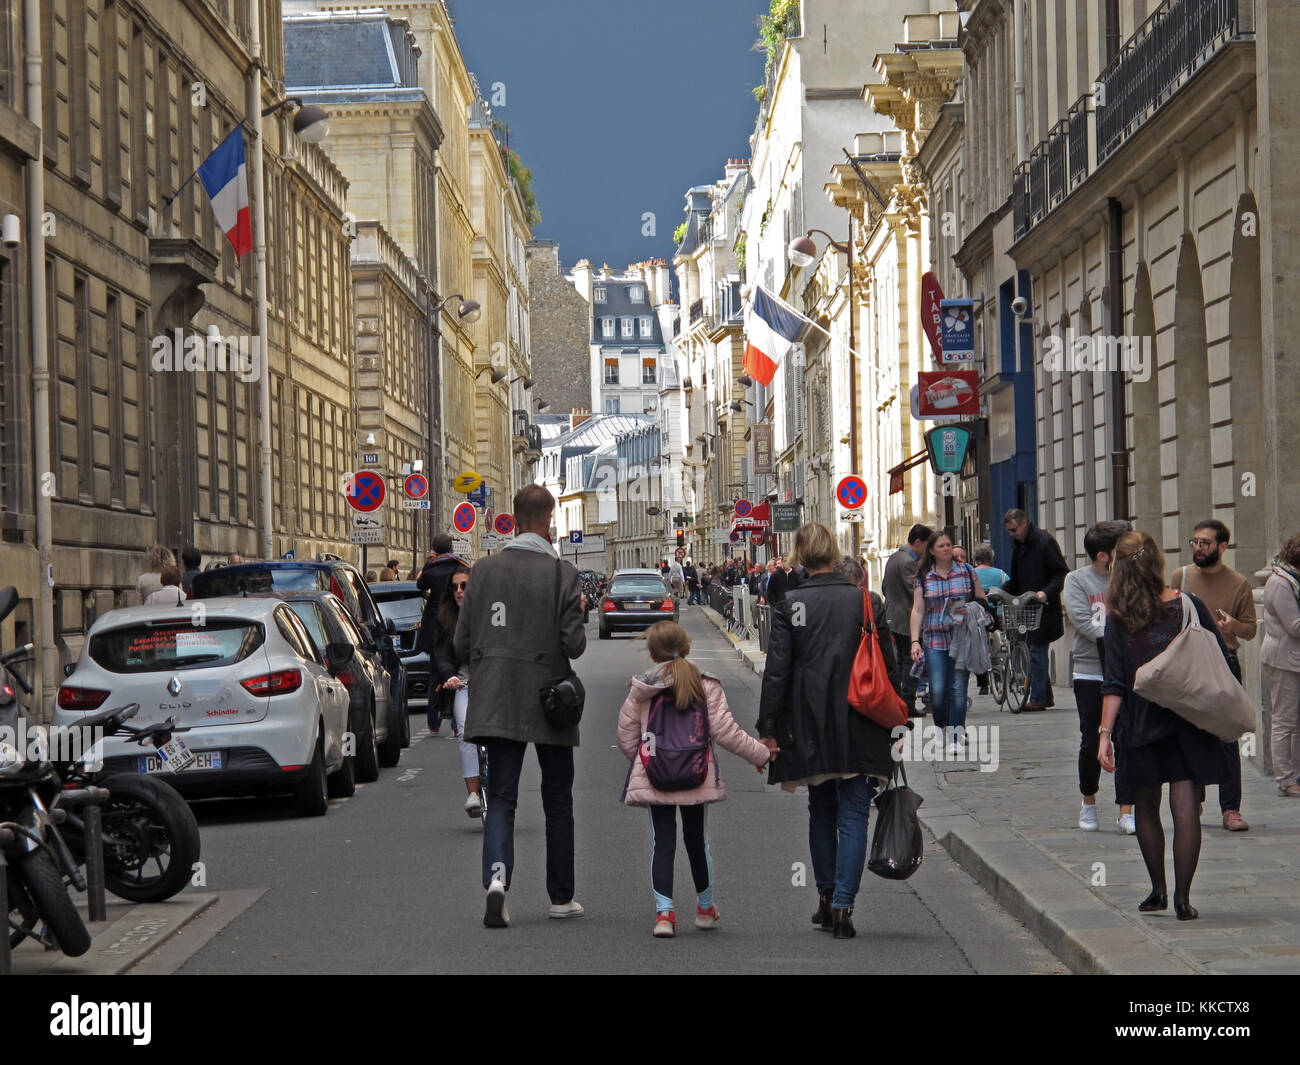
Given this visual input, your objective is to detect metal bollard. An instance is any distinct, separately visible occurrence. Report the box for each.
[0,848,10,974]
[83,805,106,923]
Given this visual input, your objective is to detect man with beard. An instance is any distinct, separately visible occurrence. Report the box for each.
[1170,519,1257,832]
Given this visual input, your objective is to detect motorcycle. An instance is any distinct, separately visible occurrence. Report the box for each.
[0,588,93,957]
[52,703,201,904]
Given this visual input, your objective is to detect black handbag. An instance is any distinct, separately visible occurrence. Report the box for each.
[539,558,586,730]
[867,762,925,880]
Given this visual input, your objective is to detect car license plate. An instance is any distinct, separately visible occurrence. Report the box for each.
[631,601,649,609]
[139,742,218,774]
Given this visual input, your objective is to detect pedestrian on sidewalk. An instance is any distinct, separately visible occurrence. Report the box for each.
[1098,530,1232,922]
[415,534,470,733]
[971,544,1008,694]
[1062,521,1135,833]
[180,547,203,596]
[432,562,485,819]
[136,545,176,605]
[144,565,186,607]
[758,523,901,940]
[668,556,686,600]
[617,621,771,938]
[684,560,700,605]
[454,484,587,929]
[1004,509,1070,711]
[1262,533,1300,797]
[1169,519,1256,832]
[909,530,988,755]
[883,524,932,716]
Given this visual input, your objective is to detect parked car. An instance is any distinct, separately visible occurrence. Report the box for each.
[54,598,354,816]
[191,560,410,750]
[281,592,399,779]
[368,581,432,715]
[598,569,678,639]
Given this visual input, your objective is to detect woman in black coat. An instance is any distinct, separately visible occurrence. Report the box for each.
[757,525,903,940]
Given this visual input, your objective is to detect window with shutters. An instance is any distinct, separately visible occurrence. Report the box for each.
[604,359,619,385]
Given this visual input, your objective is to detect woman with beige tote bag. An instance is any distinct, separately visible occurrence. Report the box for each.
[1096,531,1233,922]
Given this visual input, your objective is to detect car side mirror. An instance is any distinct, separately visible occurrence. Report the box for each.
[63,663,76,677]
[385,618,397,635]
[326,642,355,674]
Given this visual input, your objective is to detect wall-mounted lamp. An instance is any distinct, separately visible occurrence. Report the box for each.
[475,367,507,384]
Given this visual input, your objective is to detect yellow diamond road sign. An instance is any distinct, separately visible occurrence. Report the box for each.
[452,471,482,494]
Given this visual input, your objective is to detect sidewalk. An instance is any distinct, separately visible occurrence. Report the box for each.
[699,604,1300,975]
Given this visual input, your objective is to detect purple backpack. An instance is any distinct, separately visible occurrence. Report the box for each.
[639,687,718,792]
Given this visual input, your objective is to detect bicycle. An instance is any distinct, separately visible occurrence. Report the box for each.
[986,588,1043,713]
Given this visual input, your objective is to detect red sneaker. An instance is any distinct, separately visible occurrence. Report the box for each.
[695,905,720,930]
[653,910,676,938]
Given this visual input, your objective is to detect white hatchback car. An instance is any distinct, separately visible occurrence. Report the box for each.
[54,597,353,816]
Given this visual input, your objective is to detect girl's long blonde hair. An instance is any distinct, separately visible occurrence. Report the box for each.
[644,621,705,710]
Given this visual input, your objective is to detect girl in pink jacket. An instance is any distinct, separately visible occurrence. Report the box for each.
[617,621,772,938]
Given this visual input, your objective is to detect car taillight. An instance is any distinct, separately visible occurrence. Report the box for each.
[601,600,617,612]
[660,598,674,611]
[57,686,110,711]
[336,668,357,687]
[241,669,303,696]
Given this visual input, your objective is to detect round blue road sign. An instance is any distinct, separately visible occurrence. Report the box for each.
[836,475,867,510]
[734,498,753,518]
[346,470,386,513]
[404,473,428,499]
[453,502,476,533]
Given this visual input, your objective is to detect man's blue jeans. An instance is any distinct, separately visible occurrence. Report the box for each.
[924,647,969,731]
[481,739,575,904]
[1028,643,1051,705]
[807,774,878,909]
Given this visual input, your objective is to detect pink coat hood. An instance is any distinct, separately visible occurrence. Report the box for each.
[617,668,770,807]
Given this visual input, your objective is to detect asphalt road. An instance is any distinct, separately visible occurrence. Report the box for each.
[175,606,1065,974]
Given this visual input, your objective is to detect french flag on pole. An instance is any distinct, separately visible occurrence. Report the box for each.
[197,128,252,258]
[743,285,807,387]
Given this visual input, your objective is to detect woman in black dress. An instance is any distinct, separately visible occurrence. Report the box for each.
[1098,531,1230,920]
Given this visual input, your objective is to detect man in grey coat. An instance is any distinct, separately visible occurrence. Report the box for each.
[454,484,587,928]
[882,524,932,716]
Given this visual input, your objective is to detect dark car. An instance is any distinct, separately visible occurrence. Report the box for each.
[598,569,678,639]
[191,561,410,750]
[281,591,401,778]
[368,581,432,714]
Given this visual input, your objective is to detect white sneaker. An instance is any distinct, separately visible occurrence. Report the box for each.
[945,742,964,757]
[1078,803,1099,831]
[464,792,483,818]
[484,879,509,928]
[549,900,585,919]
[1117,812,1136,835]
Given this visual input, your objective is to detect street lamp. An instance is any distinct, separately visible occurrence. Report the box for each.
[510,375,536,389]
[428,293,483,544]
[737,374,754,388]
[534,398,550,412]
[728,399,755,414]
[476,367,507,384]
[261,97,330,143]
[789,226,859,557]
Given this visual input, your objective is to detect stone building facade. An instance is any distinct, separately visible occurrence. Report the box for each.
[525,239,590,419]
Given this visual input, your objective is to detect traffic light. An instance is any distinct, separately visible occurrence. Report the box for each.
[676,529,685,548]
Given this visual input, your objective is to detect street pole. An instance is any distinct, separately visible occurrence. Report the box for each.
[25,0,56,718]
[249,0,273,561]
[428,288,441,549]
[847,212,860,561]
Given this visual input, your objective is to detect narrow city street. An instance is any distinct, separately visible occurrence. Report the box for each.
[172,606,1062,975]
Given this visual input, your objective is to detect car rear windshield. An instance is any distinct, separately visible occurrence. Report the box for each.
[610,578,667,596]
[89,621,265,673]
[193,567,323,597]
[376,597,423,623]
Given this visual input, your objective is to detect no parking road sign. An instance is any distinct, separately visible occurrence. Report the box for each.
[345,470,386,513]
[734,498,753,518]
[453,502,476,533]
[836,475,867,510]
[494,513,515,535]
[402,472,430,510]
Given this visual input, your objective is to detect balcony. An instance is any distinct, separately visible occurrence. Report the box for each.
[1013,0,1252,241]
[689,299,704,324]
[1096,0,1252,164]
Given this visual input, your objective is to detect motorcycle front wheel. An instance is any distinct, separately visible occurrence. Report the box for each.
[92,773,200,903]
[9,848,92,956]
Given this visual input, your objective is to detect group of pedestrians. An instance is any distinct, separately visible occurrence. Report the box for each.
[135,546,244,605]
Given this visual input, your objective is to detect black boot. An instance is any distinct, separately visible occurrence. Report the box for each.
[831,907,856,939]
[811,889,833,931]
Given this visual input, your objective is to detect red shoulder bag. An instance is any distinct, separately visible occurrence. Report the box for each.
[847,570,908,729]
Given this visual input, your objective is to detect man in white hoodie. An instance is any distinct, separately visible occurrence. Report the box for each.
[1063,521,1136,834]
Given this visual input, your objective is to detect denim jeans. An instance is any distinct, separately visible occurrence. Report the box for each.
[807,774,878,909]
[1028,643,1051,705]
[481,739,575,903]
[924,647,969,731]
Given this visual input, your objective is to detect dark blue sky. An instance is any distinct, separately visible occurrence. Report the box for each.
[449,0,767,275]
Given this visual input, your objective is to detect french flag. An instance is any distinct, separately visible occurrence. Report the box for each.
[197,128,252,258]
[743,285,806,387]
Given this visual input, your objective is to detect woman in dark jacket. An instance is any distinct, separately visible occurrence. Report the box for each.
[757,525,902,940]
[431,563,485,819]
[1098,531,1229,921]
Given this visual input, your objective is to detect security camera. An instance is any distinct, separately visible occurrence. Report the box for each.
[1010,295,1029,318]
[2,215,19,249]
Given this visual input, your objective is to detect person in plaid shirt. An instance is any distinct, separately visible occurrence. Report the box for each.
[909,531,989,755]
